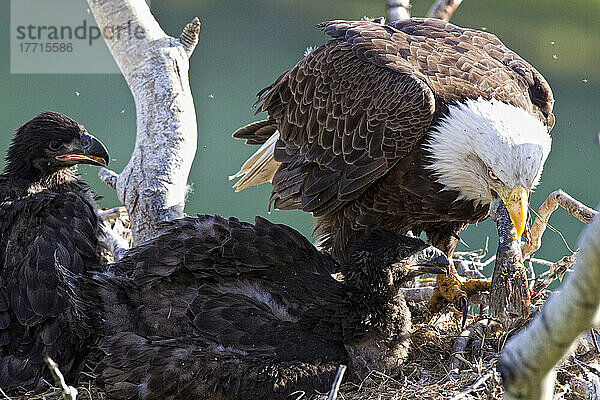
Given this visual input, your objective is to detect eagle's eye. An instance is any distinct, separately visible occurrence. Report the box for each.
[48,140,63,151]
[487,168,500,181]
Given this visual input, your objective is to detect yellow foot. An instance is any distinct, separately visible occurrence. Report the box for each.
[429,272,491,328]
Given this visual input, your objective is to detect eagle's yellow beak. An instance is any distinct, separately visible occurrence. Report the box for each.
[503,186,528,239]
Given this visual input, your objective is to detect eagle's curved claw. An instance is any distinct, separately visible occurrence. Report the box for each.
[461,296,468,329]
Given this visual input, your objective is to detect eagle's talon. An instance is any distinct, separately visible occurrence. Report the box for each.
[429,272,491,326]
[460,296,468,329]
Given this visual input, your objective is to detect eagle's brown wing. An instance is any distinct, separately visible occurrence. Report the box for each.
[383,18,554,126]
[246,18,554,217]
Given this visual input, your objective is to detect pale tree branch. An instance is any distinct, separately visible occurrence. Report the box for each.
[87,0,200,245]
[387,0,411,22]
[98,167,118,190]
[499,206,600,400]
[426,0,463,21]
[522,189,597,259]
[45,357,77,400]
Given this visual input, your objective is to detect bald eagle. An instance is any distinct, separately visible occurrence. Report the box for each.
[232,18,554,309]
[0,112,109,391]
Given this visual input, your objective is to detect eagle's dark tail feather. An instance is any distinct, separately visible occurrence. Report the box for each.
[232,118,278,145]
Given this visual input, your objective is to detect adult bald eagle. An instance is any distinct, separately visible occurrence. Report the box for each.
[72,215,447,399]
[0,112,109,391]
[232,18,554,310]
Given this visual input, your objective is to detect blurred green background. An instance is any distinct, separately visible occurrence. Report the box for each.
[0,0,598,275]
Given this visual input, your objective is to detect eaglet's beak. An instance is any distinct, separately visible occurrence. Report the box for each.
[55,132,109,167]
[502,186,528,239]
[401,245,450,279]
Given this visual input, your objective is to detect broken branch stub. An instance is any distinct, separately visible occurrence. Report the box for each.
[387,0,411,22]
[489,198,530,325]
[426,0,463,21]
[88,0,200,245]
[522,189,598,259]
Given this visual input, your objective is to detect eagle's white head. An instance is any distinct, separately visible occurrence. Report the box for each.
[426,98,552,237]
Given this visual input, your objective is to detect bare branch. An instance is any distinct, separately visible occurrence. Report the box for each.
[327,365,347,400]
[97,206,127,221]
[44,357,77,400]
[450,371,494,400]
[522,189,598,259]
[500,204,600,400]
[530,253,576,303]
[450,319,502,376]
[387,0,411,22]
[179,17,201,56]
[426,0,463,21]
[98,167,118,191]
[87,0,199,245]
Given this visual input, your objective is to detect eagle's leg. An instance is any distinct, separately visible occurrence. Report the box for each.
[427,225,491,327]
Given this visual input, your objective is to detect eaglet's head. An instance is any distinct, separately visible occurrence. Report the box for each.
[4,111,109,182]
[342,229,449,291]
[426,98,552,238]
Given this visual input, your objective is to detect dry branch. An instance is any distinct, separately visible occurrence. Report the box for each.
[426,0,463,21]
[387,0,411,22]
[522,189,598,259]
[500,204,600,400]
[327,365,347,400]
[450,319,502,376]
[44,357,77,400]
[87,0,200,245]
[530,254,575,303]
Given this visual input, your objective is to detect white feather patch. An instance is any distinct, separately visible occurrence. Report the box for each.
[425,98,552,204]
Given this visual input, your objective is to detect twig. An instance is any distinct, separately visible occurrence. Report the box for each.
[455,259,488,279]
[328,365,347,400]
[97,206,127,221]
[528,257,557,267]
[98,168,118,191]
[387,0,411,22]
[402,286,434,302]
[0,386,10,400]
[45,357,78,400]
[450,319,501,376]
[530,253,576,303]
[571,376,600,400]
[522,189,597,259]
[402,285,489,306]
[449,371,493,400]
[426,0,463,21]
